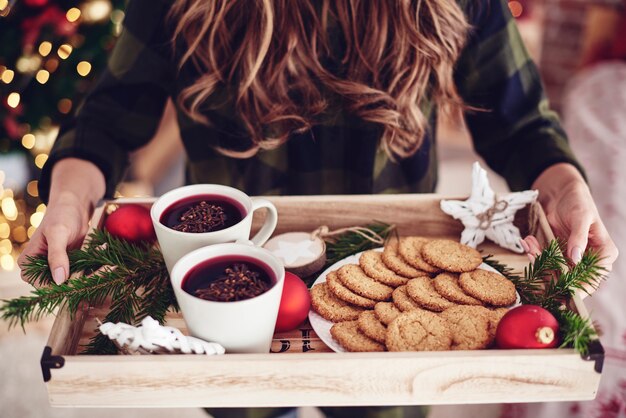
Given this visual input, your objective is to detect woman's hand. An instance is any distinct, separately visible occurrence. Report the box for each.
[17,158,105,285]
[521,163,618,288]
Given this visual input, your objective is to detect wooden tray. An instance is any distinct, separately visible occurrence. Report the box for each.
[42,194,604,407]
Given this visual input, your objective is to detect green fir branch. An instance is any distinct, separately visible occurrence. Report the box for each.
[324,222,396,268]
[1,230,173,355]
[486,239,606,356]
[557,310,598,356]
[542,250,606,304]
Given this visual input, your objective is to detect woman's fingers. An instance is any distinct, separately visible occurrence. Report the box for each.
[566,213,592,264]
[589,222,619,273]
[45,225,71,285]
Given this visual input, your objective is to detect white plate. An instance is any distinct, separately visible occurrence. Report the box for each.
[308,248,520,353]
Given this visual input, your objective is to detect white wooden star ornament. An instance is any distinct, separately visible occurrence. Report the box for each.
[440,162,538,253]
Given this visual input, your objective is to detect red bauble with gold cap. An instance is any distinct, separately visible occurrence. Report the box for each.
[496,305,559,349]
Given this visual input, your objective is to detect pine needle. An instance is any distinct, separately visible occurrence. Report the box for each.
[1,230,174,354]
[324,221,396,267]
[486,239,606,355]
[557,310,598,356]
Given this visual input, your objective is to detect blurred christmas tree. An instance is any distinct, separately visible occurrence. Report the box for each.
[0,0,125,270]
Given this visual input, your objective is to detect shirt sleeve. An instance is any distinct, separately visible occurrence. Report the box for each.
[455,0,586,191]
[38,0,174,202]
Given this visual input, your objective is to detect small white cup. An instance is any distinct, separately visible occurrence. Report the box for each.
[170,243,285,353]
[150,184,278,272]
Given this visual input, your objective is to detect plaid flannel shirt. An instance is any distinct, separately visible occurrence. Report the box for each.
[39,0,584,202]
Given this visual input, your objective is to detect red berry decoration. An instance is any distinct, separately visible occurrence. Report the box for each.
[275,272,311,332]
[496,305,559,349]
[104,205,156,244]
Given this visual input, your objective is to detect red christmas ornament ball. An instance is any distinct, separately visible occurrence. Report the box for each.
[275,272,311,332]
[104,205,156,244]
[496,305,559,349]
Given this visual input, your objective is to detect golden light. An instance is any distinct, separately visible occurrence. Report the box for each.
[2,188,13,198]
[27,180,39,197]
[35,69,50,84]
[0,223,9,239]
[0,170,4,184]
[57,44,73,59]
[82,0,113,23]
[1,198,18,220]
[7,92,20,108]
[22,133,36,149]
[110,9,124,24]
[36,203,46,212]
[16,55,41,73]
[58,98,72,114]
[39,41,53,57]
[76,61,92,77]
[0,239,11,255]
[35,154,49,169]
[45,59,59,73]
[27,226,37,239]
[1,69,14,83]
[508,1,523,18]
[30,212,44,228]
[66,7,81,22]
[12,226,26,243]
[32,126,59,153]
[0,0,9,17]
[1,254,15,270]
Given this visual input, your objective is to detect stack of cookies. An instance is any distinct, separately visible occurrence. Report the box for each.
[310,237,517,352]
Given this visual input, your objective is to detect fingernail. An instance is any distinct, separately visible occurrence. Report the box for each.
[519,238,530,253]
[571,246,583,264]
[53,267,65,285]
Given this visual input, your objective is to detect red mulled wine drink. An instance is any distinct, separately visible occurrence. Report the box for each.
[182,255,276,302]
[160,194,246,233]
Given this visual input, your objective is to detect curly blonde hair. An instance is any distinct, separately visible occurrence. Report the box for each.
[170,0,470,158]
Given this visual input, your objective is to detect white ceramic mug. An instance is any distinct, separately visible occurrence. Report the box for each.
[170,242,285,353]
[150,184,278,272]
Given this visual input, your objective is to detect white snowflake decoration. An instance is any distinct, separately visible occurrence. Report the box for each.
[440,162,538,253]
[99,316,225,355]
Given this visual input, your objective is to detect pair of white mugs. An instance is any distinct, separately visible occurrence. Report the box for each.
[150,184,284,353]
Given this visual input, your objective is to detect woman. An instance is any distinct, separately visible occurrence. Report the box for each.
[19,0,617,417]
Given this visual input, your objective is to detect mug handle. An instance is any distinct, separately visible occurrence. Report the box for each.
[249,198,278,246]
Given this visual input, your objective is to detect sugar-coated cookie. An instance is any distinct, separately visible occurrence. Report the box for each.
[374,302,402,325]
[441,305,491,350]
[357,310,387,343]
[406,276,456,312]
[459,269,517,307]
[422,239,482,273]
[330,320,386,352]
[398,237,440,273]
[327,271,377,308]
[360,250,409,287]
[386,310,452,351]
[310,282,364,322]
[433,272,482,305]
[337,264,394,301]
[392,285,424,312]
[382,239,427,278]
